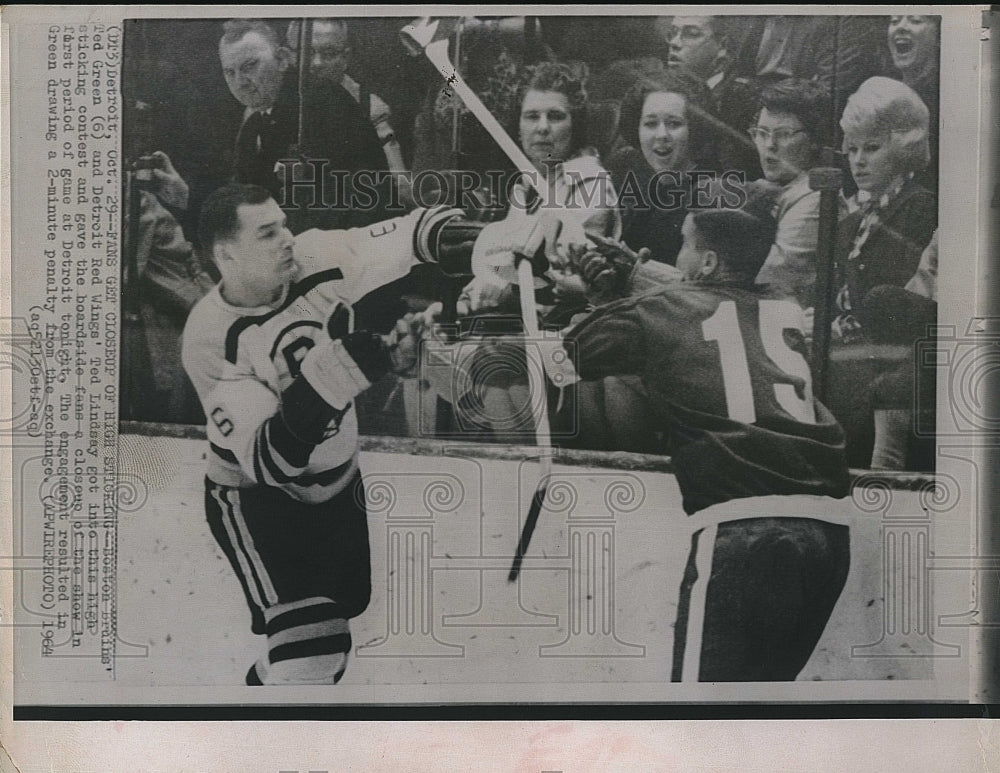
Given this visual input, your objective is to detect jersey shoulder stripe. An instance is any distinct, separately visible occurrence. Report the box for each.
[223,267,346,364]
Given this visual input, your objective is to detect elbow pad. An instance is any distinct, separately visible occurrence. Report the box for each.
[414,206,485,276]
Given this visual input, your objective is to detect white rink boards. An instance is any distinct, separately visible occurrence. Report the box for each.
[107,434,931,690]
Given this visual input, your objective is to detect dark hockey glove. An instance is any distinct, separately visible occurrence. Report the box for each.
[569,236,651,305]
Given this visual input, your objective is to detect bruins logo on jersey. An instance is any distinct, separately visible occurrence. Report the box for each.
[268,321,323,383]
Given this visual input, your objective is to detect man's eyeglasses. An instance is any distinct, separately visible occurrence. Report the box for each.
[748,127,807,145]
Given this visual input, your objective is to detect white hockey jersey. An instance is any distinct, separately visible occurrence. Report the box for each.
[182,208,434,504]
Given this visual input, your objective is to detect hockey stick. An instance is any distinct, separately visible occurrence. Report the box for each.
[400,17,552,582]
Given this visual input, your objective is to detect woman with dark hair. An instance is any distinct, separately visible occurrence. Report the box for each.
[461,61,620,313]
[885,14,939,192]
[749,78,844,312]
[609,68,722,265]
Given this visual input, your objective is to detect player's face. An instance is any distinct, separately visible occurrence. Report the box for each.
[520,90,574,170]
[638,91,691,173]
[844,132,901,196]
[753,108,816,186]
[223,199,297,303]
[676,214,709,280]
[309,21,350,85]
[220,31,289,111]
[667,17,722,79]
[888,15,938,79]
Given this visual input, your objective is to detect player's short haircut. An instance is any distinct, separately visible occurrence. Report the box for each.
[690,208,777,280]
[198,183,274,256]
[220,18,281,52]
[840,76,930,173]
[758,78,834,148]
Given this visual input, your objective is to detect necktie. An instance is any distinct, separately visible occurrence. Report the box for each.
[235,111,265,182]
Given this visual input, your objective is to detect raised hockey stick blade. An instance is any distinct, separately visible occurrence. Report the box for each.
[400,18,538,183]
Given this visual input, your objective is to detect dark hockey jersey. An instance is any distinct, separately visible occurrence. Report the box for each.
[564,280,850,514]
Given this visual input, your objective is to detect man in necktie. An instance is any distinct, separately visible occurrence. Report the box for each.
[218,19,389,230]
[233,108,269,189]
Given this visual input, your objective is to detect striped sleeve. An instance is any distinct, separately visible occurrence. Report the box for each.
[203,372,352,492]
[293,207,461,305]
[293,208,423,306]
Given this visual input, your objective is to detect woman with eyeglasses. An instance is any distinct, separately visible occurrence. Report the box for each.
[747,78,845,313]
[608,69,722,266]
[832,76,937,343]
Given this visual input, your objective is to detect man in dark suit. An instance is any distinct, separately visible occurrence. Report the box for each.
[218,19,391,232]
[664,16,763,179]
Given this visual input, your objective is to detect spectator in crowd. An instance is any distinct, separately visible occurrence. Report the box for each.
[664,15,729,83]
[885,14,940,192]
[459,62,621,318]
[584,57,667,160]
[218,19,389,230]
[832,76,937,342]
[609,69,722,266]
[284,19,409,189]
[280,17,418,342]
[860,229,938,472]
[749,79,845,311]
[440,63,624,436]
[886,15,939,117]
[128,151,215,424]
[662,15,762,177]
[751,16,883,100]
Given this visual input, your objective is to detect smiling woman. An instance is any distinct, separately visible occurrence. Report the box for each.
[609,68,721,266]
[887,15,939,90]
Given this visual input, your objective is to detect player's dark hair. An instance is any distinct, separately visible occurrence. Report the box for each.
[690,208,777,281]
[220,18,281,51]
[618,68,720,170]
[757,78,833,149]
[198,183,274,256]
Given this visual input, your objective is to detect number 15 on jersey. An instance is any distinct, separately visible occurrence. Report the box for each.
[702,299,816,425]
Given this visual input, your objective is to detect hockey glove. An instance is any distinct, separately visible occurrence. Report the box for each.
[569,236,651,306]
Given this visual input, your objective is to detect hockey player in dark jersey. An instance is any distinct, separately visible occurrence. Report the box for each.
[562,207,852,681]
[182,184,483,685]
[399,206,852,681]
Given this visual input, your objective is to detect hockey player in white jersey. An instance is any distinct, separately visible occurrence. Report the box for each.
[182,183,483,685]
